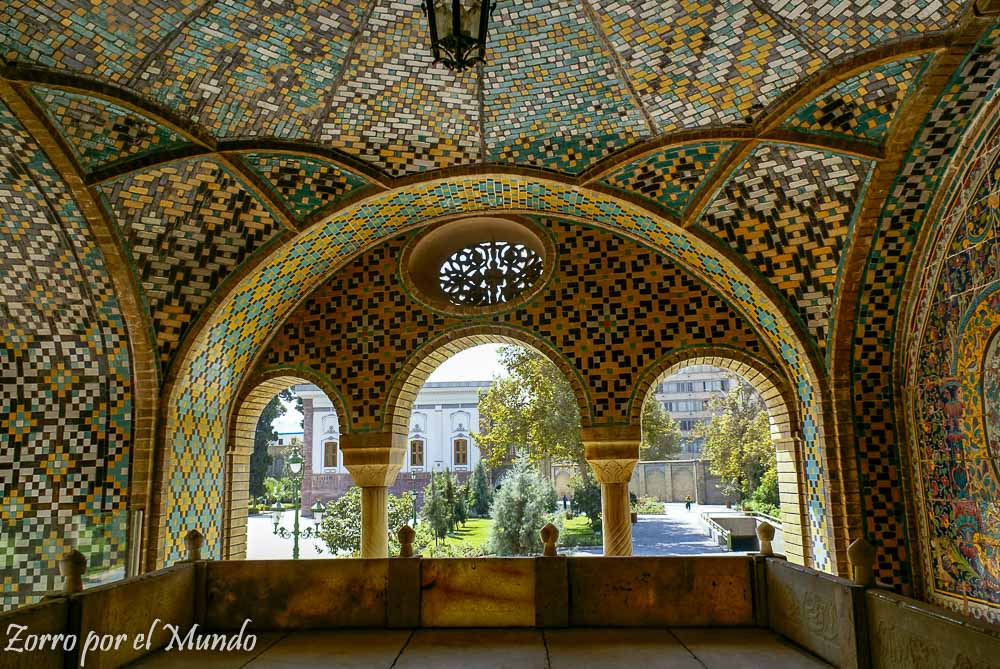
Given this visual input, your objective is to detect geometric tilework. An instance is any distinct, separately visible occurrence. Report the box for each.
[599,142,736,219]
[483,0,649,174]
[0,100,131,611]
[766,0,966,61]
[701,144,875,355]
[589,0,825,132]
[238,153,371,223]
[99,158,285,369]
[30,86,190,175]
[262,220,772,429]
[134,0,367,139]
[160,175,835,571]
[853,21,1000,593]
[783,56,929,146]
[1,1,199,84]
[316,0,480,177]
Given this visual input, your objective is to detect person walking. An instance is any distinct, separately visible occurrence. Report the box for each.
[684,495,693,511]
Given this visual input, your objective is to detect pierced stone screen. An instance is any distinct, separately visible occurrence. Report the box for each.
[439,241,543,306]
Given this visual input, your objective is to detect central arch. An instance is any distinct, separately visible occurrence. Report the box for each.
[156,174,836,571]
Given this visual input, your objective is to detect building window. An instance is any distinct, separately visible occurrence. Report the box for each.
[410,439,425,468]
[323,441,338,469]
[453,438,469,467]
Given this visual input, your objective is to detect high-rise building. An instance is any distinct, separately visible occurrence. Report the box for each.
[653,366,738,458]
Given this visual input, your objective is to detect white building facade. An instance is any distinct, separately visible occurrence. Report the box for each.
[294,381,489,510]
[653,365,738,458]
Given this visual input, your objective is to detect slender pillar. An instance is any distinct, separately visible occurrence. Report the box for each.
[342,432,404,558]
[583,426,640,557]
[361,486,389,557]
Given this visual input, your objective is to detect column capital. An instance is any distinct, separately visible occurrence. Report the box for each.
[341,432,405,487]
[582,425,639,484]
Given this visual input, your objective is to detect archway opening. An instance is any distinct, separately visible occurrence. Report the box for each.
[386,337,595,557]
[634,356,806,563]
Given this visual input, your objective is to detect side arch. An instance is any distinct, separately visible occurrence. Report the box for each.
[222,366,348,559]
[630,345,811,565]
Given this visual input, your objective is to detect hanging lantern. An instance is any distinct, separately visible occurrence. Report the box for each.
[422,0,495,71]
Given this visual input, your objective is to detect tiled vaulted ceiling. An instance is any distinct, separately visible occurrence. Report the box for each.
[2,0,967,177]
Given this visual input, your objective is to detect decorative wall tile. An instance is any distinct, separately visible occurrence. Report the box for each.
[316,0,480,177]
[599,142,735,219]
[783,56,929,146]
[483,0,649,174]
[159,175,834,571]
[30,86,190,175]
[262,220,770,428]
[0,101,131,611]
[99,158,285,368]
[239,152,371,222]
[856,22,1000,592]
[700,143,875,355]
[136,0,367,139]
[589,0,824,132]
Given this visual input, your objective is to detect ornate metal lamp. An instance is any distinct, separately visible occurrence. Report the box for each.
[422,0,495,71]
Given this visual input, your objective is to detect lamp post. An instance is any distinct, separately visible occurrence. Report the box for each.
[422,0,495,71]
[411,470,418,527]
[272,450,317,559]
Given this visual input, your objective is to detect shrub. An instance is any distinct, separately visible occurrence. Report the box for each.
[569,471,602,530]
[316,487,415,556]
[634,496,664,514]
[487,457,556,556]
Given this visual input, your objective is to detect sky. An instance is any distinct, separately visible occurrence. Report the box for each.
[272,344,507,433]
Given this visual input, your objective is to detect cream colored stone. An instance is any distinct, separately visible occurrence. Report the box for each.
[420,559,535,628]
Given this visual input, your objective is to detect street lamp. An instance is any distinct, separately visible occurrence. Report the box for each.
[410,470,418,527]
[422,0,495,71]
[272,449,317,559]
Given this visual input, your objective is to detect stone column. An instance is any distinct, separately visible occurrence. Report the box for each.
[342,432,404,558]
[583,426,639,557]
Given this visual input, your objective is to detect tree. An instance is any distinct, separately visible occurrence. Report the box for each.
[251,391,288,499]
[569,470,602,530]
[487,457,555,556]
[444,470,456,532]
[422,474,451,541]
[316,486,415,556]
[469,461,493,517]
[473,347,586,471]
[640,395,682,460]
[454,483,469,527]
[699,383,775,502]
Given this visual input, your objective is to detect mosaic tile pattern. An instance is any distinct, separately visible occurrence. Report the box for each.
[483,0,648,174]
[238,152,371,223]
[160,175,834,571]
[136,0,367,139]
[854,22,1000,592]
[599,142,736,219]
[316,0,480,177]
[589,0,825,132]
[700,144,875,355]
[263,221,770,428]
[30,86,190,175]
[766,0,967,61]
[1,1,198,85]
[783,56,929,146]
[908,128,1000,620]
[0,101,131,611]
[99,158,285,368]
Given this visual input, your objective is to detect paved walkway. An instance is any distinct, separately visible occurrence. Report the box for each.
[247,510,325,559]
[131,628,830,668]
[571,502,732,556]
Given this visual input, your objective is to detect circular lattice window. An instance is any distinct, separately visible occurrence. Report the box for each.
[438,241,543,306]
[403,217,552,315]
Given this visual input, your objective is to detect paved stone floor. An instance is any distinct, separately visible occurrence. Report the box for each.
[247,511,325,559]
[129,628,830,668]
[570,503,732,556]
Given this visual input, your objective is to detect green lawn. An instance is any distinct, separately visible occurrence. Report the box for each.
[436,515,600,550]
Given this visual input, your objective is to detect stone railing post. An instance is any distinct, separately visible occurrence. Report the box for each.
[757,521,775,556]
[184,529,205,561]
[583,426,639,557]
[540,523,559,557]
[60,549,87,595]
[848,537,876,586]
[397,525,416,557]
[342,432,404,558]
